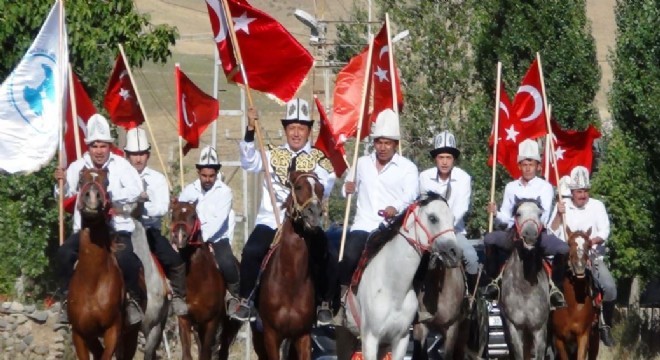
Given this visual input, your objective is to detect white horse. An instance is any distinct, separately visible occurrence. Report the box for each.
[131,221,171,359]
[345,192,456,360]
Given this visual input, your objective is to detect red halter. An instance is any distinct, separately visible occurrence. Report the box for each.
[77,179,109,213]
[170,217,202,246]
[399,202,455,253]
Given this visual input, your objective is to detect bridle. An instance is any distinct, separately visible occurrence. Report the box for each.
[170,210,202,246]
[399,200,455,253]
[512,200,543,242]
[77,172,109,212]
[288,173,321,223]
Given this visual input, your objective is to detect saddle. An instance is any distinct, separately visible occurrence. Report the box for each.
[350,221,402,292]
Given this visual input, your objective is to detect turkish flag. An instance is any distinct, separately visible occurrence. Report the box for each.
[176,66,219,155]
[544,119,601,185]
[488,82,521,178]
[370,24,404,123]
[313,96,347,177]
[205,0,313,103]
[104,54,144,129]
[511,58,548,140]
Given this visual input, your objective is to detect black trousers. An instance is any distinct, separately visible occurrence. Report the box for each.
[58,231,143,298]
[145,227,183,277]
[211,239,240,285]
[337,230,370,286]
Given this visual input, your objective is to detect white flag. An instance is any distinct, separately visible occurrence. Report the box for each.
[0,1,68,174]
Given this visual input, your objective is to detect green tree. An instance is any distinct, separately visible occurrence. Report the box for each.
[0,0,177,297]
[600,0,660,279]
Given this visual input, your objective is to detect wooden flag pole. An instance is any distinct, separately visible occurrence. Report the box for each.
[58,0,66,245]
[338,34,375,262]
[118,44,172,190]
[219,0,282,228]
[488,62,503,233]
[68,63,82,159]
[174,64,185,190]
[385,14,402,155]
[536,53,567,236]
[178,137,185,189]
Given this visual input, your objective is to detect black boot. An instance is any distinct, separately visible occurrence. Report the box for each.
[600,301,616,347]
[55,288,69,324]
[466,273,479,297]
[169,263,188,316]
[126,290,145,325]
[333,285,349,326]
[480,245,500,300]
[550,255,568,309]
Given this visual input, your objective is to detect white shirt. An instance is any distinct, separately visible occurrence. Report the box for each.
[139,167,169,230]
[496,176,554,228]
[345,152,419,232]
[419,166,471,234]
[548,197,610,256]
[239,140,335,229]
[179,179,233,243]
[60,153,142,233]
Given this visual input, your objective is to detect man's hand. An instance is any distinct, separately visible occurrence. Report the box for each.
[54,167,66,185]
[344,181,356,195]
[486,202,498,215]
[380,206,398,219]
[139,192,149,202]
[556,200,566,214]
[591,237,605,246]
[247,107,258,130]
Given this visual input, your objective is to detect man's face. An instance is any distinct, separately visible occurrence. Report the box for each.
[434,153,455,177]
[571,189,590,208]
[518,159,540,181]
[374,138,397,164]
[285,123,311,152]
[88,141,111,167]
[198,168,218,191]
[126,151,150,173]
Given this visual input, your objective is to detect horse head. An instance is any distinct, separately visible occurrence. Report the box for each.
[512,196,544,249]
[402,192,460,267]
[566,226,592,278]
[285,169,324,232]
[170,200,200,249]
[77,167,110,222]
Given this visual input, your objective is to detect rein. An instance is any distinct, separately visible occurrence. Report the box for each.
[288,173,320,222]
[77,179,109,212]
[514,218,543,241]
[170,218,203,246]
[399,202,454,253]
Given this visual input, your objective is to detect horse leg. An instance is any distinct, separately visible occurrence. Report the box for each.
[117,324,140,360]
[553,336,569,360]
[100,321,122,360]
[263,324,282,360]
[218,318,242,360]
[143,325,165,360]
[251,323,269,360]
[532,327,548,360]
[293,334,312,360]
[505,322,525,360]
[444,323,460,360]
[199,319,221,360]
[576,330,590,360]
[71,332,91,360]
[391,333,410,360]
[361,332,379,360]
[179,316,194,360]
[411,323,429,360]
[588,325,599,360]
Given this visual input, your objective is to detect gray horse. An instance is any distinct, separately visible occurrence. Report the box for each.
[412,234,469,360]
[131,221,170,359]
[500,198,550,360]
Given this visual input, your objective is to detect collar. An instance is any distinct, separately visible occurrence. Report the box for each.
[283,141,312,155]
[193,178,223,194]
[516,176,541,186]
[369,152,400,167]
[83,152,115,169]
[567,198,590,210]
[434,169,454,183]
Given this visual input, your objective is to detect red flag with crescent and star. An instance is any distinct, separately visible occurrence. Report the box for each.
[370,23,404,123]
[488,82,522,178]
[543,119,601,185]
[205,0,313,103]
[103,54,145,130]
[511,58,548,140]
[176,65,219,155]
[313,96,347,177]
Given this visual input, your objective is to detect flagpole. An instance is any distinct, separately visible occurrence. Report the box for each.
[212,47,219,149]
[544,133,550,180]
[338,34,375,262]
[118,44,172,189]
[58,0,66,246]
[178,137,185,189]
[488,62,502,233]
[175,64,185,190]
[68,63,82,159]
[219,0,282,228]
[536,52,567,235]
[385,14,402,155]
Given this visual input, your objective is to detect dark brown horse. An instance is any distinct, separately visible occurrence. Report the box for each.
[255,170,325,360]
[68,167,140,359]
[551,227,599,360]
[170,200,241,360]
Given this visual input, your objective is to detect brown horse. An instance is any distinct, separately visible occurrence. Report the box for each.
[255,170,325,360]
[551,227,599,360]
[171,200,241,360]
[68,167,140,359]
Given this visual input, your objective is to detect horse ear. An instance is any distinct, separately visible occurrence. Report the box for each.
[514,195,520,204]
[565,225,572,236]
[586,227,592,238]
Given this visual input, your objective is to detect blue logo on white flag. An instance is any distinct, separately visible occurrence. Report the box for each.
[8,53,57,134]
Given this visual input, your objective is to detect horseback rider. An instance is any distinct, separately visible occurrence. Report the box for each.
[549,165,617,346]
[178,146,240,309]
[230,98,336,324]
[53,114,145,325]
[336,109,420,324]
[124,127,188,316]
[483,138,569,308]
[419,131,479,306]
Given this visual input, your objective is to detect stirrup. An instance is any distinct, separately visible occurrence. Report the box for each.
[126,297,144,325]
[549,286,567,310]
[481,280,500,300]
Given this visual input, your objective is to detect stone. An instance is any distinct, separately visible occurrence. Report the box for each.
[16,324,30,338]
[1,302,11,312]
[15,341,28,352]
[51,342,65,351]
[27,310,49,323]
[0,318,8,330]
[13,313,28,325]
[9,302,24,313]
[22,334,34,346]
[34,345,49,355]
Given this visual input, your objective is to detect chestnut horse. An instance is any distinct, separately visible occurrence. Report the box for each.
[68,167,140,359]
[171,200,241,360]
[256,169,326,360]
[551,227,599,360]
